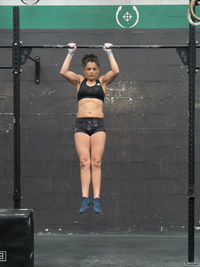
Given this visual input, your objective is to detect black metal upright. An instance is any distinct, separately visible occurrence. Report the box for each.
[13,7,22,209]
[187,0,196,263]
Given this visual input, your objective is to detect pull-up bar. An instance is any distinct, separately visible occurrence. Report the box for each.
[0,44,198,49]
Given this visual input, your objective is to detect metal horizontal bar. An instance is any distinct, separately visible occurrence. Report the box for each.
[0,66,12,69]
[0,45,12,48]
[20,44,200,49]
[1,44,200,49]
[22,44,191,49]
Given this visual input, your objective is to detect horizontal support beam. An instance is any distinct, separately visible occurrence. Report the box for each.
[0,66,12,69]
[1,44,200,49]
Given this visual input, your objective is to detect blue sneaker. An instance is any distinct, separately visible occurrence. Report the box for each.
[93,198,102,214]
[79,197,91,214]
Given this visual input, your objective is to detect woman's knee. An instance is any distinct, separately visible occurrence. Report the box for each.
[80,158,90,169]
[91,158,102,169]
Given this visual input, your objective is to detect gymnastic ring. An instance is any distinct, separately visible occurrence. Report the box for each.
[21,0,40,5]
[187,8,200,26]
[189,0,200,22]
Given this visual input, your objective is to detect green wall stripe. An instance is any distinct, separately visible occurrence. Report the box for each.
[0,6,190,29]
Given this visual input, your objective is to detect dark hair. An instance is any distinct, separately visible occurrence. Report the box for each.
[82,54,100,68]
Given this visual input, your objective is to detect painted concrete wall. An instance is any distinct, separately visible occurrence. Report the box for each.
[1,27,200,233]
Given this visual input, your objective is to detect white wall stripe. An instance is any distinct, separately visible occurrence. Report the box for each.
[0,0,189,5]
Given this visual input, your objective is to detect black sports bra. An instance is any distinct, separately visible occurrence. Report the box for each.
[77,79,105,102]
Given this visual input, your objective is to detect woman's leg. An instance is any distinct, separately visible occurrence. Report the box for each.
[74,132,91,197]
[91,131,106,198]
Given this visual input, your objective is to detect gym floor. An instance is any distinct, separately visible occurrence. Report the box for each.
[34,233,200,267]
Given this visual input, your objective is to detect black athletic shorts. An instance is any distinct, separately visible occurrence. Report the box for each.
[75,118,106,136]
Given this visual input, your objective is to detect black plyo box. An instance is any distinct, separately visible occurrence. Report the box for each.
[0,209,34,267]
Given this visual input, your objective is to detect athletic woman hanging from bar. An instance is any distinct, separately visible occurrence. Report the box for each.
[60,43,119,214]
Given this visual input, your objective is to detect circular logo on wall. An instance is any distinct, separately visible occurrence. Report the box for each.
[116,6,139,28]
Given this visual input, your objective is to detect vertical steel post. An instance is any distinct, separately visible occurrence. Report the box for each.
[13,7,21,209]
[187,0,196,263]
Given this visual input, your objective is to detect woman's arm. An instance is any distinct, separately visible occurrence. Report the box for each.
[60,43,82,85]
[101,43,120,86]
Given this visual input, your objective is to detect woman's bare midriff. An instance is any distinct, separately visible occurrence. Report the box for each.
[77,98,104,118]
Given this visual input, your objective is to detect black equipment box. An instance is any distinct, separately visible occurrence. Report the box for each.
[0,209,34,267]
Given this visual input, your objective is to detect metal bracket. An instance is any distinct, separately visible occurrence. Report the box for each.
[26,54,40,84]
[20,47,32,65]
[20,48,40,84]
[176,47,189,65]
[34,56,40,84]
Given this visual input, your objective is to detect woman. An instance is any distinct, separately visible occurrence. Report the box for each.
[60,43,119,214]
